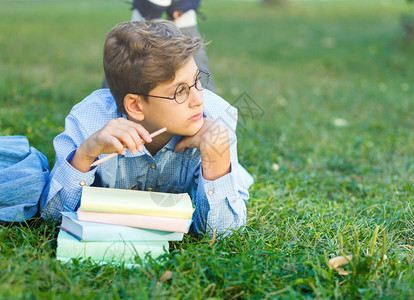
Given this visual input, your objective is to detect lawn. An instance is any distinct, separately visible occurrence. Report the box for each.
[1,0,414,298]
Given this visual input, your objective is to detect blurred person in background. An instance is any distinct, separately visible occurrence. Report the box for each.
[103,0,215,91]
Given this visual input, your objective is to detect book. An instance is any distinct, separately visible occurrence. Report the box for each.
[80,186,194,219]
[56,230,168,265]
[56,257,140,268]
[60,212,184,242]
[77,209,192,234]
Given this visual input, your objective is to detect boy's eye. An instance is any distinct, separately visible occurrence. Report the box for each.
[176,86,186,96]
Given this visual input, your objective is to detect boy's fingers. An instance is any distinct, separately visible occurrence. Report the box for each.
[118,118,152,143]
[125,127,145,149]
[175,137,194,153]
[174,141,185,153]
[174,146,185,153]
[115,130,138,155]
[108,136,126,155]
[134,125,152,143]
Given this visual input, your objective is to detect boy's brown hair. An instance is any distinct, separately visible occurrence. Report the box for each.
[103,20,203,115]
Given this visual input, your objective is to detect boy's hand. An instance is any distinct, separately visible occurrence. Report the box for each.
[175,118,231,181]
[174,118,228,153]
[71,118,152,172]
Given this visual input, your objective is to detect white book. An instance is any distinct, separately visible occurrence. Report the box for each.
[60,212,184,242]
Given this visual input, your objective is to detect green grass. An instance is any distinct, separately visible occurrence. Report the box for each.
[1,0,414,298]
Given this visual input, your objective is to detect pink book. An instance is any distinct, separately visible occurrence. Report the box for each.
[77,209,193,234]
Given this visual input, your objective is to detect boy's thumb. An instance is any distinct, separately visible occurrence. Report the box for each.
[174,136,195,153]
[174,139,187,153]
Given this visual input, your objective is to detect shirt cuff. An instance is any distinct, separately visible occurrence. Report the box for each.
[199,163,238,204]
[54,149,97,190]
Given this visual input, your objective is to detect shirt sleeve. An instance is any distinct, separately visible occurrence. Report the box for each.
[39,114,97,220]
[190,107,253,238]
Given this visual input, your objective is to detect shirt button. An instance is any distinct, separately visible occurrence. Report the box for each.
[150,164,156,169]
[147,188,153,192]
[79,180,86,186]
[161,148,167,153]
[208,189,214,196]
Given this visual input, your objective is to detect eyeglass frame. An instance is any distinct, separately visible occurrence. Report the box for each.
[130,70,210,104]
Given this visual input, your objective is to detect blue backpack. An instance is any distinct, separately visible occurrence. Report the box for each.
[0,136,49,222]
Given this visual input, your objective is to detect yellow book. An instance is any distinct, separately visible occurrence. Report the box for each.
[80,186,194,219]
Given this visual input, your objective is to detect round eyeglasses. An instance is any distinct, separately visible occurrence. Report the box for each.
[132,70,210,104]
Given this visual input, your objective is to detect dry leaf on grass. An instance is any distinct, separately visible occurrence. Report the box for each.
[158,270,173,282]
[328,255,352,275]
[209,229,216,246]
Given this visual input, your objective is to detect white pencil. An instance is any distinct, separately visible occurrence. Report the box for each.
[90,127,167,167]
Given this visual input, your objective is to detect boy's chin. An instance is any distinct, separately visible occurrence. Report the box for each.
[181,119,204,136]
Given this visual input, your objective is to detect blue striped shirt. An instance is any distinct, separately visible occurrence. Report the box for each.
[40,89,253,237]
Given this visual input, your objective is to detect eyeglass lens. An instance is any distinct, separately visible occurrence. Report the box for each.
[175,71,210,104]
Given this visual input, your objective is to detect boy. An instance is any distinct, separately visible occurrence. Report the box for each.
[40,20,253,237]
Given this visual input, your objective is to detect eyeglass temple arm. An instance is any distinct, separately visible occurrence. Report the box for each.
[132,93,175,100]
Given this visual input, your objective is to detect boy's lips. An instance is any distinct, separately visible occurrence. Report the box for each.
[189,112,203,121]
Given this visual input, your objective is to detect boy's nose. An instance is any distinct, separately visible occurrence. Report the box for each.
[188,88,203,108]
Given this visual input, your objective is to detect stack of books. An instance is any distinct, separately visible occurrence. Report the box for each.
[56,186,194,265]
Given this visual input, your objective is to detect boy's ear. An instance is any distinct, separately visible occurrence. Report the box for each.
[124,93,145,121]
